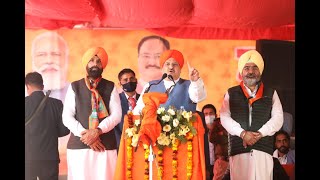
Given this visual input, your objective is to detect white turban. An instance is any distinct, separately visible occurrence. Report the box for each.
[238,50,264,75]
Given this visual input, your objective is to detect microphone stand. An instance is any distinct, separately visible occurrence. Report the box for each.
[148,139,154,180]
[165,84,175,95]
[135,136,155,180]
[144,73,168,93]
[166,75,176,95]
[140,73,170,179]
[167,75,176,85]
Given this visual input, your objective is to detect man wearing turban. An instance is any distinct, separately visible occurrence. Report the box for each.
[62,47,122,180]
[220,50,284,180]
[133,49,207,145]
[133,49,207,115]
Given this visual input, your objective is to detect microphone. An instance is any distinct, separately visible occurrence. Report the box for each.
[144,73,168,93]
[167,75,176,85]
[166,74,176,95]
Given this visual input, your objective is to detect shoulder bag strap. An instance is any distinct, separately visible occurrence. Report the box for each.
[25,90,51,126]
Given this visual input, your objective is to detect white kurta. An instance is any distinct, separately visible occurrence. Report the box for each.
[220,84,283,180]
[62,84,122,180]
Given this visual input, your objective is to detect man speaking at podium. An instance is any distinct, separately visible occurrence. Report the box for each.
[133,49,207,114]
[114,49,208,180]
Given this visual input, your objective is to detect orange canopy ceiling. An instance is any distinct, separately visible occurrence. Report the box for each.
[25,0,295,40]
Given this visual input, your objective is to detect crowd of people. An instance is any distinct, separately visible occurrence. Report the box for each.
[25,33,295,180]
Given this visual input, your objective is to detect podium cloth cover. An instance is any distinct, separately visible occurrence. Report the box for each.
[114,92,206,180]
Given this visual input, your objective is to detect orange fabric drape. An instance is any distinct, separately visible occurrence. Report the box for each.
[114,92,206,180]
[138,92,168,146]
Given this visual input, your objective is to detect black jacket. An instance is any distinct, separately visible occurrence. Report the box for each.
[25,91,70,161]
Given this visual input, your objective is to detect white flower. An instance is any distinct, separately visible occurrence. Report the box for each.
[163,124,172,132]
[134,119,141,126]
[157,107,165,114]
[167,108,175,116]
[157,133,170,146]
[131,134,139,147]
[161,115,171,122]
[125,127,135,137]
[170,133,176,140]
[182,111,193,121]
[173,118,179,127]
[163,137,171,146]
[178,125,190,136]
[143,144,149,149]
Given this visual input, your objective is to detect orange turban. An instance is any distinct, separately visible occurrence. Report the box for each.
[159,49,184,68]
[82,47,108,69]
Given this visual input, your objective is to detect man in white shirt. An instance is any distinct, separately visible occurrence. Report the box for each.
[133,49,207,115]
[62,47,122,180]
[220,50,283,180]
[273,130,295,164]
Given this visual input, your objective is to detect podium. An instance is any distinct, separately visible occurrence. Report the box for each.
[114,92,206,180]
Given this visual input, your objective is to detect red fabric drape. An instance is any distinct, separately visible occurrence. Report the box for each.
[25,0,295,40]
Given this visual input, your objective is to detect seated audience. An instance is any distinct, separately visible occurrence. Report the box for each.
[273,130,295,164]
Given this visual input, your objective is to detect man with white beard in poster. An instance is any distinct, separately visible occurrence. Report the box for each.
[30,31,70,102]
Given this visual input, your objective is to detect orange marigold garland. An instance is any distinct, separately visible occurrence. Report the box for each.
[186,133,194,180]
[125,106,197,179]
[126,138,133,179]
[126,111,134,180]
[143,144,150,180]
[156,106,197,180]
[157,149,164,180]
[172,139,179,180]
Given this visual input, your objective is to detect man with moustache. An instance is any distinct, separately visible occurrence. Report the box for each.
[220,50,284,180]
[133,49,207,114]
[62,47,122,180]
[115,68,140,151]
[136,35,170,94]
[30,31,70,102]
[273,130,295,164]
[129,49,207,179]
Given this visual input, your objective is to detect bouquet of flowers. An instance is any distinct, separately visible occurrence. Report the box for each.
[156,106,197,149]
[156,106,197,180]
[124,105,197,180]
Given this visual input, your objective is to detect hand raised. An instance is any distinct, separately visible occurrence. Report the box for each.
[187,60,200,81]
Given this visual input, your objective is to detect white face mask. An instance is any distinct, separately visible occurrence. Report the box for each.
[205,115,215,124]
